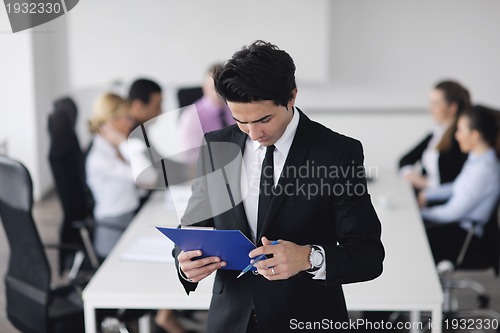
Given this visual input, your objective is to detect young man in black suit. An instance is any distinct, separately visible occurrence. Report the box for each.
[174,40,384,332]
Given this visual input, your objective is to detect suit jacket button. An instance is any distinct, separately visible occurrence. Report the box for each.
[252,270,259,275]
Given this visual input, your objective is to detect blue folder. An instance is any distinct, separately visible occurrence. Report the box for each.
[156,227,256,271]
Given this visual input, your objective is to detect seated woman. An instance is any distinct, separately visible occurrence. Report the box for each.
[87,93,191,333]
[419,105,500,264]
[399,81,471,192]
[86,93,156,259]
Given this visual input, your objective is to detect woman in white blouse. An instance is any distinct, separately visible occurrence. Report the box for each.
[419,105,500,263]
[399,81,471,191]
[86,93,156,258]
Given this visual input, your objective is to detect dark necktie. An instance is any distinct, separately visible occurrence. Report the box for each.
[219,107,229,128]
[257,145,276,238]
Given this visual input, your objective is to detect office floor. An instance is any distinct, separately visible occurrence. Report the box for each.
[1,193,499,333]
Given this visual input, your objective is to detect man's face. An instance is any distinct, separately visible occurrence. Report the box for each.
[228,93,296,146]
[143,92,163,121]
[132,92,163,124]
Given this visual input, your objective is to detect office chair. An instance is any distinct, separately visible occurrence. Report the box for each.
[177,86,203,108]
[176,86,203,120]
[436,201,500,327]
[0,155,85,333]
[48,97,99,277]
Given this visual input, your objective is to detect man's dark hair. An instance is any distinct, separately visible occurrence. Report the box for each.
[213,40,296,107]
[128,78,162,104]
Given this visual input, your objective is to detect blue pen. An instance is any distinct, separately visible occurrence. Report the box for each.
[237,240,279,278]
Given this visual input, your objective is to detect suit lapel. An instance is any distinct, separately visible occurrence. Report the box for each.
[225,128,253,241]
[256,110,317,243]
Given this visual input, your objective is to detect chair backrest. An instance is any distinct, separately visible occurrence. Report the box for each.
[48,97,96,273]
[177,86,203,108]
[458,200,500,275]
[48,97,94,222]
[0,155,51,332]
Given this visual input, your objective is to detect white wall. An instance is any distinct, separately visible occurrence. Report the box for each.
[32,17,71,198]
[309,112,432,169]
[67,0,330,89]
[0,12,70,200]
[326,0,500,109]
[0,11,39,197]
[65,0,500,110]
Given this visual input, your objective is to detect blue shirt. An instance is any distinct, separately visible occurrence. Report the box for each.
[421,148,500,236]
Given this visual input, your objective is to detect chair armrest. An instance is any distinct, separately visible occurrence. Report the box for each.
[49,282,84,309]
[71,217,94,230]
[44,242,81,251]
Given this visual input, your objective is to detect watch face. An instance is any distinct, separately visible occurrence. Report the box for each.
[312,251,323,267]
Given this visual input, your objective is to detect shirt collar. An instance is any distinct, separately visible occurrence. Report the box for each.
[468,148,496,162]
[251,107,300,155]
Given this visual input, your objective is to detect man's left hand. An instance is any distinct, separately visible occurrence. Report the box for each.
[248,236,311,281]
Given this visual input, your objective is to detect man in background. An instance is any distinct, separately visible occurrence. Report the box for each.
[128,78,163,126]
[178,64,235,166]
[128,79,193,333]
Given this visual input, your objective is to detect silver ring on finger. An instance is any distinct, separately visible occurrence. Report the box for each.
[271,267,276,275]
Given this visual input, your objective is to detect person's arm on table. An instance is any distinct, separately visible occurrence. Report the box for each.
[421,170,489,223]
[399,134,432,189]
[398,134,432,170]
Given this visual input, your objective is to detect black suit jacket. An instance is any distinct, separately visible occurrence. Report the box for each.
[399,132,467,184]
[174,110,384,332]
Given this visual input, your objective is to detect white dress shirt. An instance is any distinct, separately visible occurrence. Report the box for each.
[421,148,500,236]
[240,108,326,279]
[86,135,155,220]
[422,123,449,188]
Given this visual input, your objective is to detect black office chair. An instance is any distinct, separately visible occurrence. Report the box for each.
[48,97,99,277]
[437,201,500,326]
[0,155,85,333]
[177,86,203,108]
[176,86,203,120]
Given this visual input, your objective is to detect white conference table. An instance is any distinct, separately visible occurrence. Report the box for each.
[83,168,443,333]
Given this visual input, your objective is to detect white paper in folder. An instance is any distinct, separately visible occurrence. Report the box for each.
[120,236,175,264]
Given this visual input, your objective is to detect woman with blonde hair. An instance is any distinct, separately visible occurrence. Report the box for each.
[86,92,155,258]
[87,93,189,333]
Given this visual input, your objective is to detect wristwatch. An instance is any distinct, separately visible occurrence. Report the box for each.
[307,245,324,272]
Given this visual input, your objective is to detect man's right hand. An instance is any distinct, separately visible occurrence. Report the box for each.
[178,250,226,283]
